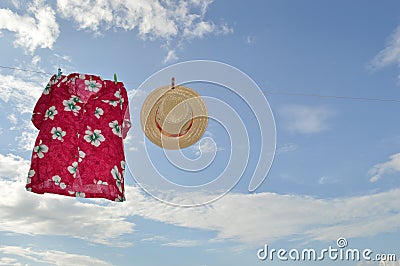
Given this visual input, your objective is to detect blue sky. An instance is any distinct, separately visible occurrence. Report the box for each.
[0,0,400,265]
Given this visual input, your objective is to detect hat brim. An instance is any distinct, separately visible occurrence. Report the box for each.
[140,85,208,149]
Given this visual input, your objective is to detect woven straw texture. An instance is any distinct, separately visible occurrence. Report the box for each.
[140,85,208,149]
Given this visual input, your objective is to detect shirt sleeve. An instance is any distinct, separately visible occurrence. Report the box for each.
[31,75,56,130]
[121,86,131,139]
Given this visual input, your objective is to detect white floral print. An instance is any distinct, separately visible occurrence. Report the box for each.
[109,120,122,137]
[43,83,51,95]
[27,169,35,184]
[52,175,61,184]
[96,180,108,185]
[70,95,82,103]
[63,99,81,114]
[114,90,122,99]
[51,127,66,141]
[114,90,124,109]
[78,149,85,162]
[111,165,122,193]
[33,140,48,158]
[84,129,105,147]
[84,80,102,93]
[44,106,58,120]
[68,161,78,177]
[101,100,118,107]
[115,195,124,202]
[121,161,126,176]
[27,73,130,202]
[94,107,104,119]
[100,90,123,109]
[49,75,60,86]
[76,192,86,198]
[52,175,66,189]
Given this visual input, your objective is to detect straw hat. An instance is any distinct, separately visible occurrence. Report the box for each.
[140,84,208,149]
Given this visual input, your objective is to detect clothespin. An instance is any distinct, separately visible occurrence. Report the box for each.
[57,68,62,78]
[171,77,175,89]
[114,73,118,84]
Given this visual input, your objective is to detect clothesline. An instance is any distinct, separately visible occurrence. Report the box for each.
[0,65,52,75]
[0,65,136,83]
[262,90,400,103]
[1,64,400,104]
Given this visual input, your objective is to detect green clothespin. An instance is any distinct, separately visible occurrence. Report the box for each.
[114,73,118,84]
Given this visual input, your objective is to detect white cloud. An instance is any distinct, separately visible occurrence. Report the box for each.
[0,0,60,54]
[142,235,201,247]
[0,179,135,246]
[357,262,379,266]
[370,26,400,70]
[128,88,147,100]
[218,22,233,35]
[127,145,139,152]
[183,20,214,38]
[318,175,340,185]
[276,143,298,155]
[246,35,256,44]
[191,138,219,156]
[164,49,179,64]
[1,154,399,248]
[162,239,200,247]
[31,54,41,65]
[140,235,167,242]
[0,246,112,266]
[54,53,72,63]
[123,132,144,152]
[198,139,216,154]
[0,153,30,181]
[379,261,400,266]
[369,153,400,182]
[56,0,113,33]
[15,124,38,151]
[0,73,43,113]
[56,0,224,38]
[116,187,400,247]
[7,114,18,126]
[0,257,22,266]
[0,74,45,150]
[280,104,335,134]
[369,24,400,84]
[56,0,232,59]
[358,261,400,266]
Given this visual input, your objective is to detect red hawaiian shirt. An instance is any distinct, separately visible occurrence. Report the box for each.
[26,73,131,202]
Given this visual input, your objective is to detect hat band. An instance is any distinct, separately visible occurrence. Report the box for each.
[154,109,194,138]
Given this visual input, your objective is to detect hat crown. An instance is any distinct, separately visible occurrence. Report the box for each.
[156,94,193,135]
